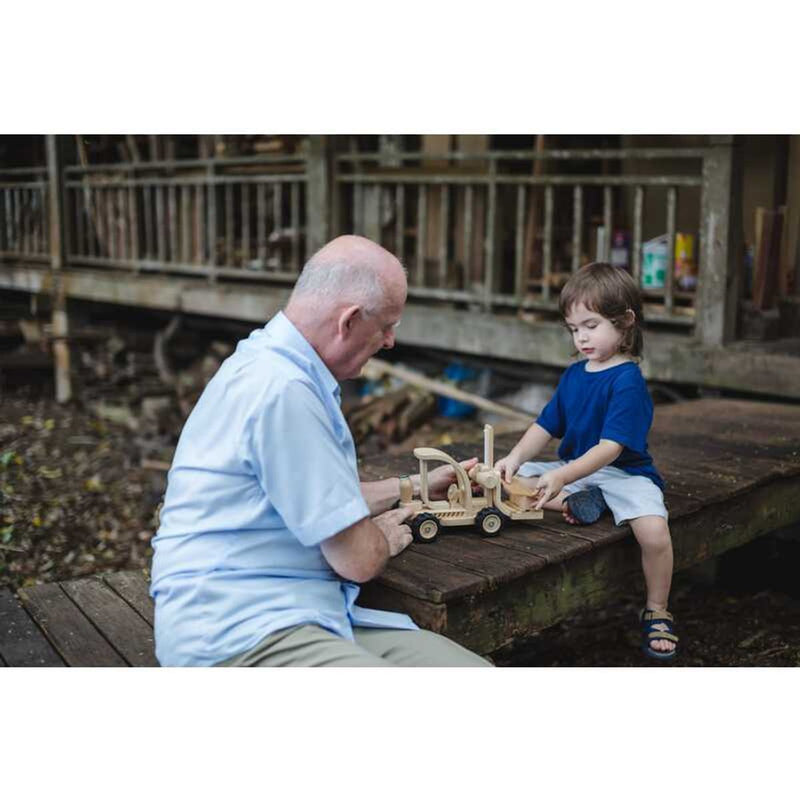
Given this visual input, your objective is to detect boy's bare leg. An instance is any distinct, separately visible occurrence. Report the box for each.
[629,515,675,654]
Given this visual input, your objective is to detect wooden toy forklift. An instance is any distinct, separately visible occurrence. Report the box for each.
[399,424,544,543]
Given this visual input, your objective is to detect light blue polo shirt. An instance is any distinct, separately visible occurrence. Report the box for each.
[150,311,417,666]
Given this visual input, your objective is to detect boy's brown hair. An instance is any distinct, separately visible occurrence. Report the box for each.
[558,262,645,357]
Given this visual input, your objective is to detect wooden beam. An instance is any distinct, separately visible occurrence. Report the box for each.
[696,139,740,346]
[362,358,533,424]
[305,135,329,255]
[46,134,71,403]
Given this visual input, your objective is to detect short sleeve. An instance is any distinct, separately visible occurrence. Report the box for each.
[245,379,370,547]
[601,379,652,454]
[536,379,566,439]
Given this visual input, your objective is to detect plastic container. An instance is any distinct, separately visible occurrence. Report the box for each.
[438,363,478,418]
[641,235,669,289]
[674,232,697,290]
[610,230,630,270]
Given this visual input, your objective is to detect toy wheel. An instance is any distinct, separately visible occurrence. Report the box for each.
[411,513,441,543]
[476,507,505,537]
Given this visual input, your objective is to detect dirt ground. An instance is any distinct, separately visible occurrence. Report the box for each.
[2,389,799,667]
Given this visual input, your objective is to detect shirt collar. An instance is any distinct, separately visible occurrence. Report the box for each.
[265,311,341,401]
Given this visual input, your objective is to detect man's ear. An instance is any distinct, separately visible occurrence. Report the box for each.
[337,305,361,338]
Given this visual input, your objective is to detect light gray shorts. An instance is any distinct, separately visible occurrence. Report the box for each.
[517,460,668,526]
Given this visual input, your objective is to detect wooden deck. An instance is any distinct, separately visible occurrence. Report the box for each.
[2,397,799,666]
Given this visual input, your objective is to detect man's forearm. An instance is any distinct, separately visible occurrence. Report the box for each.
[320,516,389,584]
[555,439,623,485]
[361,476,420,516]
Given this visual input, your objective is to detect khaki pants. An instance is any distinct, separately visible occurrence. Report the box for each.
[217,624,492,667]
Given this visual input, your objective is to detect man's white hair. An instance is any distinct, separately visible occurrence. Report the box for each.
[289,254,389,316]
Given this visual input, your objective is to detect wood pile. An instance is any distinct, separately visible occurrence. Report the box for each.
[345,387,437,451]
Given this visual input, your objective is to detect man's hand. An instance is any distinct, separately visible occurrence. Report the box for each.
[426,457,479,500]
[534,470,566,510]
[372,506,414,557]
[494,453,522,484]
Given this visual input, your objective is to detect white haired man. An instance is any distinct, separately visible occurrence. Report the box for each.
[150,235,490,666]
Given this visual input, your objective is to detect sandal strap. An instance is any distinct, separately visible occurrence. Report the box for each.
[647,631,679,643]
[640,608,674,623]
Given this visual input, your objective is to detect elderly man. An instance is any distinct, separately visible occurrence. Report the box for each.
[150,235,490,667]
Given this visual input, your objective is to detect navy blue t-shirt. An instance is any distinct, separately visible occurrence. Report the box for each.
[536,361,664,489]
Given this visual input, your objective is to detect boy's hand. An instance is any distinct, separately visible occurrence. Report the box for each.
[494,454,522,484]
[534,471,565,510]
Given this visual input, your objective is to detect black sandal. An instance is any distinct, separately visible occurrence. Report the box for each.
[640,608,678,661]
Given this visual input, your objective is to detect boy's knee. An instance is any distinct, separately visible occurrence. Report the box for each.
[631,516,671,550]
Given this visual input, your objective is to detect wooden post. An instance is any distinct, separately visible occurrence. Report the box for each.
[696,137,741,347]
[305,135,329,256]
[46,134,71,403]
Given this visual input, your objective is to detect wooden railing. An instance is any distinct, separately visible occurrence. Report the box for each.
[0,167,50,262]
[62,155,310,283]
[0,139,736,346]
[333,147,730,331]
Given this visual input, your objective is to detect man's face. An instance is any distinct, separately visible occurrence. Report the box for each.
[337,281,406,380]
[342,301,403,379]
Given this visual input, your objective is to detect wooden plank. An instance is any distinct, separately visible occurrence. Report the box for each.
[753,209,784,310]
[130,184,139,262]
[632,186,644,282]
[273,183,282,260]
[241,183,250,265]
[572,185,582,273]
[156,185,167,262]
[486,524,593,566]
[395,184,405,263]
[410,532,547,588]
[194,184,203,262]
[180,185,190,263]
[438,184,448,287]
[377,547,488,603]
[257,182,266,263]
[61,577,157,667]
[444,470,800,654]
[18,583,126,667]
[356,581,448,634]
[664,186,677,313]
[515,185,525,294]
[0,588,64,667]
[532,514,630,549]
[602,185,613,261]
[291,181,300,272]
[103,570,154,625]
[143,184,154,259]
[542,185,553,300]
[169,184,178,262]
[107,186,116,260]
[416,184,427,285]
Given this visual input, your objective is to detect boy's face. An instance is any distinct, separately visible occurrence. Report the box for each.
[564,302,624,367]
